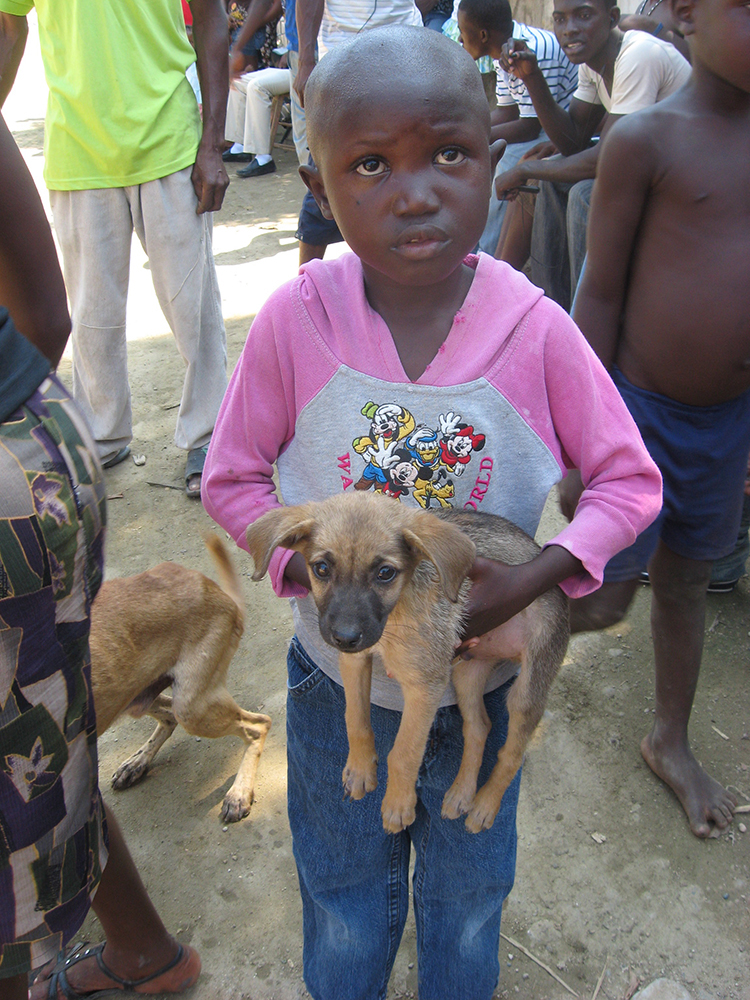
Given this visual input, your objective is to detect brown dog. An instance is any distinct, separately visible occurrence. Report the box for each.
[246,492,568,834]
[90,535,271,823]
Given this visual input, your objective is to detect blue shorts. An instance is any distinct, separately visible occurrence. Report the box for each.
[605,367,750,581]
[296,156,344,247]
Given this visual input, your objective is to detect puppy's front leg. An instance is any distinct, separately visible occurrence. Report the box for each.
[338,652,378,799]
[381,680,445,834]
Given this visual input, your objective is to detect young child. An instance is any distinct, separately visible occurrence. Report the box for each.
[568,0,750,839]
[203,25,661,1000]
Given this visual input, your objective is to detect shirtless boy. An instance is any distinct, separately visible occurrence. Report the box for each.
[568,0,750,838]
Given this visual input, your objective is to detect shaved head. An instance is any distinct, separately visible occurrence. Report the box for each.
[304,26,490,161]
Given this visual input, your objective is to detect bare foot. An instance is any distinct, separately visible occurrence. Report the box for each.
[641,731,737,838]
[30,940,201,999]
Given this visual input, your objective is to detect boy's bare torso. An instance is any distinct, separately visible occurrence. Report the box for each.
[616,91,750,407]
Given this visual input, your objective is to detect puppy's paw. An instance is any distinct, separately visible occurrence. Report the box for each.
[441,780,475,820]
[464,786,503,833]
[221,790,253,823]
[342,758,378,800]
[381,790,417,833]
[111,755,151,789]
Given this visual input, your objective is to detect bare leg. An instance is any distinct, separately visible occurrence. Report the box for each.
[569,578,639,633]
[30,805,200,998]
[641,540,737,837]
[496,192,536,269]
[299,240,326,266]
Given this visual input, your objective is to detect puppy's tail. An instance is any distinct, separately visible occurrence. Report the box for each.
[204,533,245,624]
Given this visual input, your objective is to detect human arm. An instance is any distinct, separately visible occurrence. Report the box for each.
[501,41,601,155]
[229,0,280,77]
[493,110,620,197]
[0,111,70,365]
[458,545,582,647]
[0,12,26,106]
[294,0,324,106]
[571,114,656,368]
[490,104,541,145]
[189,0,231,213]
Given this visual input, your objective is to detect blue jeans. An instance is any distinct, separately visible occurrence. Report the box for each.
[478,134,549,256]
[286,637,521,1000]
[530,176,593,313]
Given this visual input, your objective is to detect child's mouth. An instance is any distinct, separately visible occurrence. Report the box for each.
[394,228,449,259]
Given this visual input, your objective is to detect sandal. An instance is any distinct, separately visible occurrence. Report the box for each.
[38,941,200,998]
[185,446,208,499]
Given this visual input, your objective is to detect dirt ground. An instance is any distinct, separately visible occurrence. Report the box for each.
[5,24,750,1000]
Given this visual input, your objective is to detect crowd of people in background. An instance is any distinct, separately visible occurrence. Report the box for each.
[0,0,748,998]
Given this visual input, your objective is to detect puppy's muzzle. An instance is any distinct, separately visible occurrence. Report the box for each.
[319,588,389,653]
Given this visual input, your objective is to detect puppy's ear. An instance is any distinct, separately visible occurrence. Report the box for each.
[245,506,315,581]
[402,519,476,603]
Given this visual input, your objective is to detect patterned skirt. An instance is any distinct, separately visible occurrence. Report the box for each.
[0,376,108,977]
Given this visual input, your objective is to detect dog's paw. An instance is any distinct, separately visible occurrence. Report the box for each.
[221,791,253,823]
[441,781,475,820]
[464,786,503,833]
[111,756,151,789]
[381,790,417,833]
[342,758,378,800]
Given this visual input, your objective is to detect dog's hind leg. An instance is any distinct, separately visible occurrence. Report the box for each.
[338,652,378,800]
[441,659,494,820]
[176,689,272,822]
[111,693,178,790]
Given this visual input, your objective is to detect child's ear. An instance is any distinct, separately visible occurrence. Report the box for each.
[489,138,507,173]
[671,0,696,35]
[609,5,621,28]
[298,163,336,221]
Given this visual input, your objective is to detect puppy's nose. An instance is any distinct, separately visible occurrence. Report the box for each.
[331,626,364,651]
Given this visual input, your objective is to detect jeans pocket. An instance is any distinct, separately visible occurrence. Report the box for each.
[287,637,325,697]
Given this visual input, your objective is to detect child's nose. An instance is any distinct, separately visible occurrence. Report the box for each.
[392,174,440,216]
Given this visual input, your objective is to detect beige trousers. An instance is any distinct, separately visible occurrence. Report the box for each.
[50,167,227,460]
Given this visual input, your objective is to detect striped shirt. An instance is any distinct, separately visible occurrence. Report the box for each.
[319,0,423,57]
[495,22,578,119]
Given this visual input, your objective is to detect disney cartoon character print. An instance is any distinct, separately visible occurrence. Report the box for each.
[349,402,487,509]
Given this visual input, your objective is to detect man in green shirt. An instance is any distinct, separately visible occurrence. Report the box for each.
[0,0,230,496]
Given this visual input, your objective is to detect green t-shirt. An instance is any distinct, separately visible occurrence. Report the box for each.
[0,0,202,189]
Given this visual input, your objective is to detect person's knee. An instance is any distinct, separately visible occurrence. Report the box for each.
[648,549,712,606]
[570,581,637,633]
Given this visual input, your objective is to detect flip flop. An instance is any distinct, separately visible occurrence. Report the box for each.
[38,941,200,998]
[185,445,208,499]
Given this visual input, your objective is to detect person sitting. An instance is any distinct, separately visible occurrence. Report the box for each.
[493,0,690,311]
[225,55,294,177]
[457,0,577,257]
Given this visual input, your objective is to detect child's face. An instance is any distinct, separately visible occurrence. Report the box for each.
[308,78,492,291]
[679,0,750,93]
[552,0,616,64]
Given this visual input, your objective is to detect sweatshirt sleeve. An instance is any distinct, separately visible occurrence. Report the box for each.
[202,281,332,599]
[522,299,662,598]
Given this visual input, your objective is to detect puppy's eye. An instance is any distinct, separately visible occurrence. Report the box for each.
[312,561,331,580]
[376,565,398,583]
[435,148,465,166]
[356,157,386,176]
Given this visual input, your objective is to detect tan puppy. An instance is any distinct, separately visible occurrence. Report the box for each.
[246,492,568,834]
[90,535,271,823]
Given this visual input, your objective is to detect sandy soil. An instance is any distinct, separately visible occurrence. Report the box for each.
[5,29,750,1000]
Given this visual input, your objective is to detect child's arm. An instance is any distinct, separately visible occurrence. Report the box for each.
[572,113,658,368]
[203,290,320,599]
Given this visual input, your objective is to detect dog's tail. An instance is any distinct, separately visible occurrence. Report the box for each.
[205,533,245,624]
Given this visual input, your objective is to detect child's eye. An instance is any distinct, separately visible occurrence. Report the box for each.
[356,157,387,176]
[435,148,466,166]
